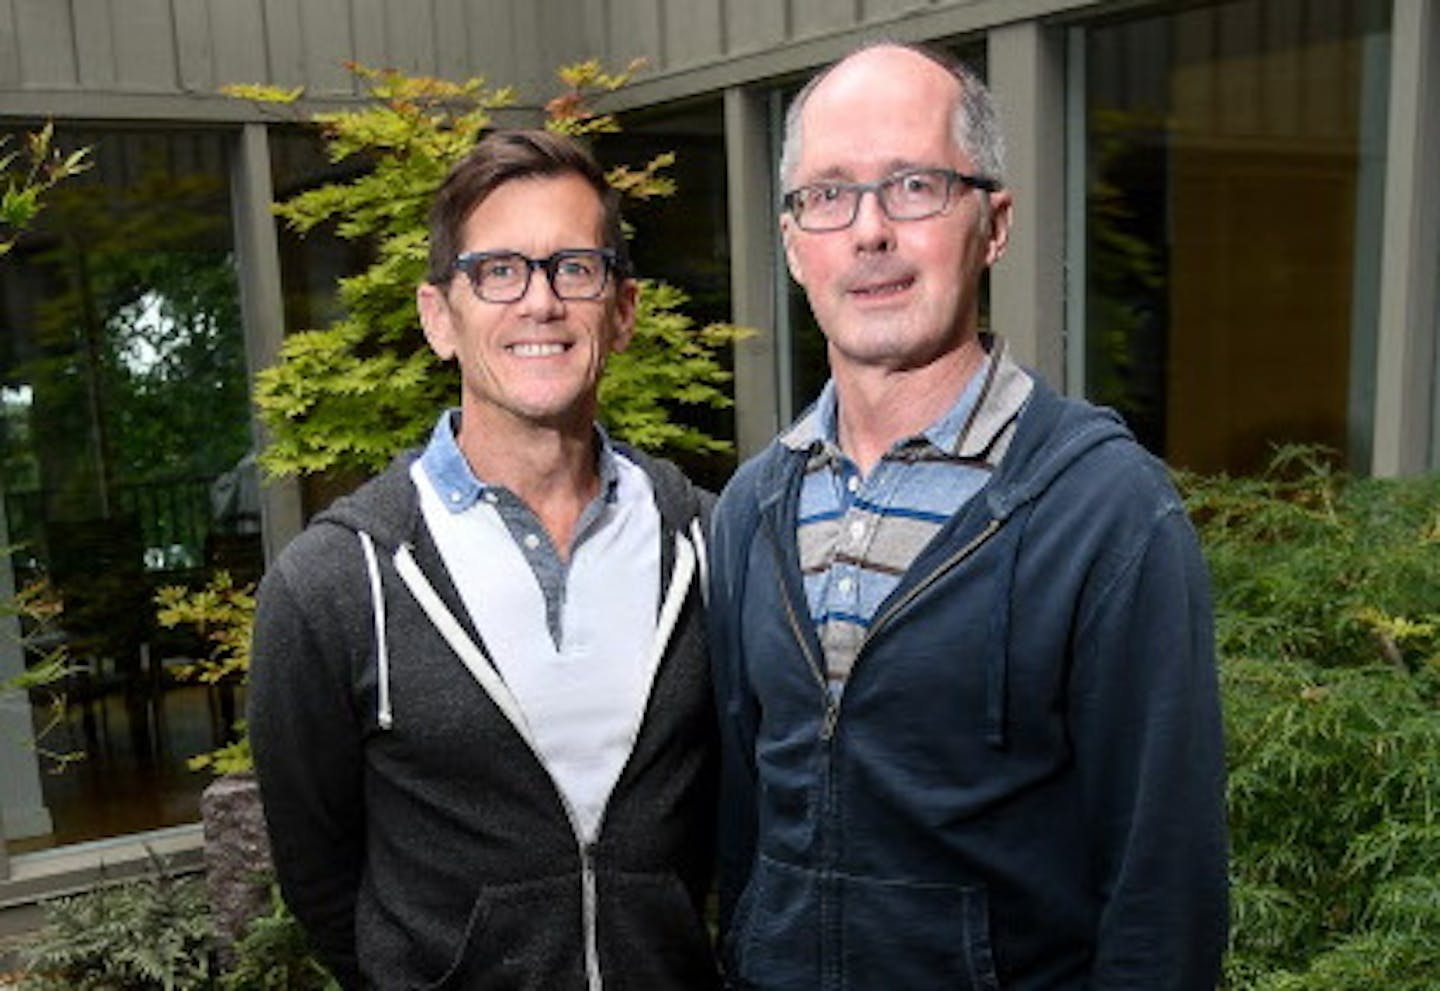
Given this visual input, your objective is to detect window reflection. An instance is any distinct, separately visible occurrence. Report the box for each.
[0,125,252,849]
[1085,0,1391,472]
[603,100,735,490]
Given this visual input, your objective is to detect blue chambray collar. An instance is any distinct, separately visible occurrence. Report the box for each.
[417,409,621,513]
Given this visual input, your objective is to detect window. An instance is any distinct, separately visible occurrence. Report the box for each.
[604,99,735,489]
[0,125,251,849]
[1082,0,1392,472]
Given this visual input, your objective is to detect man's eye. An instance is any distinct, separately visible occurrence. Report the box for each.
[481,259,519,280]
[899,172,940,196]
[558,257,597,278]
[797,185,842,209]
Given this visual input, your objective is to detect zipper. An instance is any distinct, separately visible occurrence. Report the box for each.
[777,572,840,739]
[766,505,840,740]
[771,515,1004,743]
[570,531,697,991]
[864,517,1004,647]
[581,841,601,991]
[398,530,698,991]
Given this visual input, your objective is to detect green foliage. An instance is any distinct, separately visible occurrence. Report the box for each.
[601,281,744,454]
[0,122,91,256]
[220,884,338,991]
[14,153,252,491]
[19,854,212,990]
[1181,444,1440,669]
[1179,447,1440,989]
[241,61,745,478]
[230,66,516,477]
[155,571,256,773]
[0,575,84,772]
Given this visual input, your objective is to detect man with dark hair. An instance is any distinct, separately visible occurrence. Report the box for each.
[249,129,720,990]
[709,43,1227,989]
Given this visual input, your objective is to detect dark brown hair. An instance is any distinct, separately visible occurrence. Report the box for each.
[425,129,629,285]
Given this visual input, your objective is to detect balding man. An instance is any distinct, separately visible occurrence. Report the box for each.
[708,42,1227,990]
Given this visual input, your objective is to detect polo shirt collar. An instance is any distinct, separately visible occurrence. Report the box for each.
[780,333,1029,461]
[417,409,621,514]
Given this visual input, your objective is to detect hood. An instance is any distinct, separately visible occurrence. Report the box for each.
[306,446,709,735]
[983,385,1135,523]
[310,450,426,550]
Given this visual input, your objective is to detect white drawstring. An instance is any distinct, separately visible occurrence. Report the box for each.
[689,517,709,609]
[393,542,535,747]
[358,531,393,730]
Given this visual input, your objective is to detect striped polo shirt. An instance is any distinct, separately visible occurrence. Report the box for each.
[784,337,1033,693]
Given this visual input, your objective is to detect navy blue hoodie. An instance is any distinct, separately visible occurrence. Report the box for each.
[709,353,1227,990]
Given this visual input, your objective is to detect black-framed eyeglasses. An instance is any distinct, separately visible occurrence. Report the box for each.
[782,168,1001,233]
[451,248,620,303]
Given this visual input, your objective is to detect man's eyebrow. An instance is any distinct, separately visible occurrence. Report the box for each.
[797,166,855,184]
[797,160,936,184]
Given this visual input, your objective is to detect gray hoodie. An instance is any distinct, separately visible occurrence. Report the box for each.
[248,446,720,991]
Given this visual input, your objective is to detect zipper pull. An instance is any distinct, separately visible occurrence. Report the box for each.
[820,697,840,741]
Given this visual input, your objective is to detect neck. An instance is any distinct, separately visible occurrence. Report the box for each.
[457,405,601,557]
[831,335,987,475]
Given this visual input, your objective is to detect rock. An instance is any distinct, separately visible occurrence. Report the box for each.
[201,772,272,957]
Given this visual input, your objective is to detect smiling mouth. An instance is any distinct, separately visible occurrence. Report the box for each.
[850,276,914,299]
[507,342,570,357]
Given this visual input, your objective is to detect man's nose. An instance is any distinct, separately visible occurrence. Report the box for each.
[850,189,895,252]
[516,263,565,318]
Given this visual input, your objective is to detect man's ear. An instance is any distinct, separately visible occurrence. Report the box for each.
[416,282,457,361]
[780,213,805,285]
[609,277,639,353]
[984,189,1014,268]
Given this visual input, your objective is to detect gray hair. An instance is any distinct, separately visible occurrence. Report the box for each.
[777,41,1007,194]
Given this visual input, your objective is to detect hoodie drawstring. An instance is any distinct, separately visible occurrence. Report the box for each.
[359,531,394,730]
[689,517,709,609]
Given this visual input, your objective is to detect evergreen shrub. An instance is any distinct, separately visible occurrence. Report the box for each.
[1181,447,1440,989]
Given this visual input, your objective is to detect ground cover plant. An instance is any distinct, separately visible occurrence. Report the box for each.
[1181,446,1440,989]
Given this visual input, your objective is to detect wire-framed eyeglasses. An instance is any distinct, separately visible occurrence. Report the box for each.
[782,168,1001,233]
[452,248,621,303]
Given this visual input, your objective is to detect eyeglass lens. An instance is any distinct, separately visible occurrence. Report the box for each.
[461,250,611,302]
[789,170,980,231]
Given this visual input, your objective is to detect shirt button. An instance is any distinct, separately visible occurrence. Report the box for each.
[448,491,462,503]
[837,577,855,596]
[848,520,866,543]
[483,491,498,504]
[846,475,859,493]
[523,533,541,550]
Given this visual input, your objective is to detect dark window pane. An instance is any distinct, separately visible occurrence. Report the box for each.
[0,124,252,849]
[1085,0,1391,472]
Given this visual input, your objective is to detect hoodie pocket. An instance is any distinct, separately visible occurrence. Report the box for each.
[726,855,822,990]
[839,872,1001,990]
[599,870,720,990]
[419,873,582,991]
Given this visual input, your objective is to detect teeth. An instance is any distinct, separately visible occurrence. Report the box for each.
[856,278,911,296]
[509,342,566,357]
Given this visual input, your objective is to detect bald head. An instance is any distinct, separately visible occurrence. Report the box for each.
[778,42,1005,193]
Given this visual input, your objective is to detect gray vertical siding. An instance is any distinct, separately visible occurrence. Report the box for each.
[12,0,78,88]
[0,0,592,108]
[0,0,1126,114]
[723,0,788,55]
[73,0,119,88]
[608,0,665,70]
[664,0,725,67]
